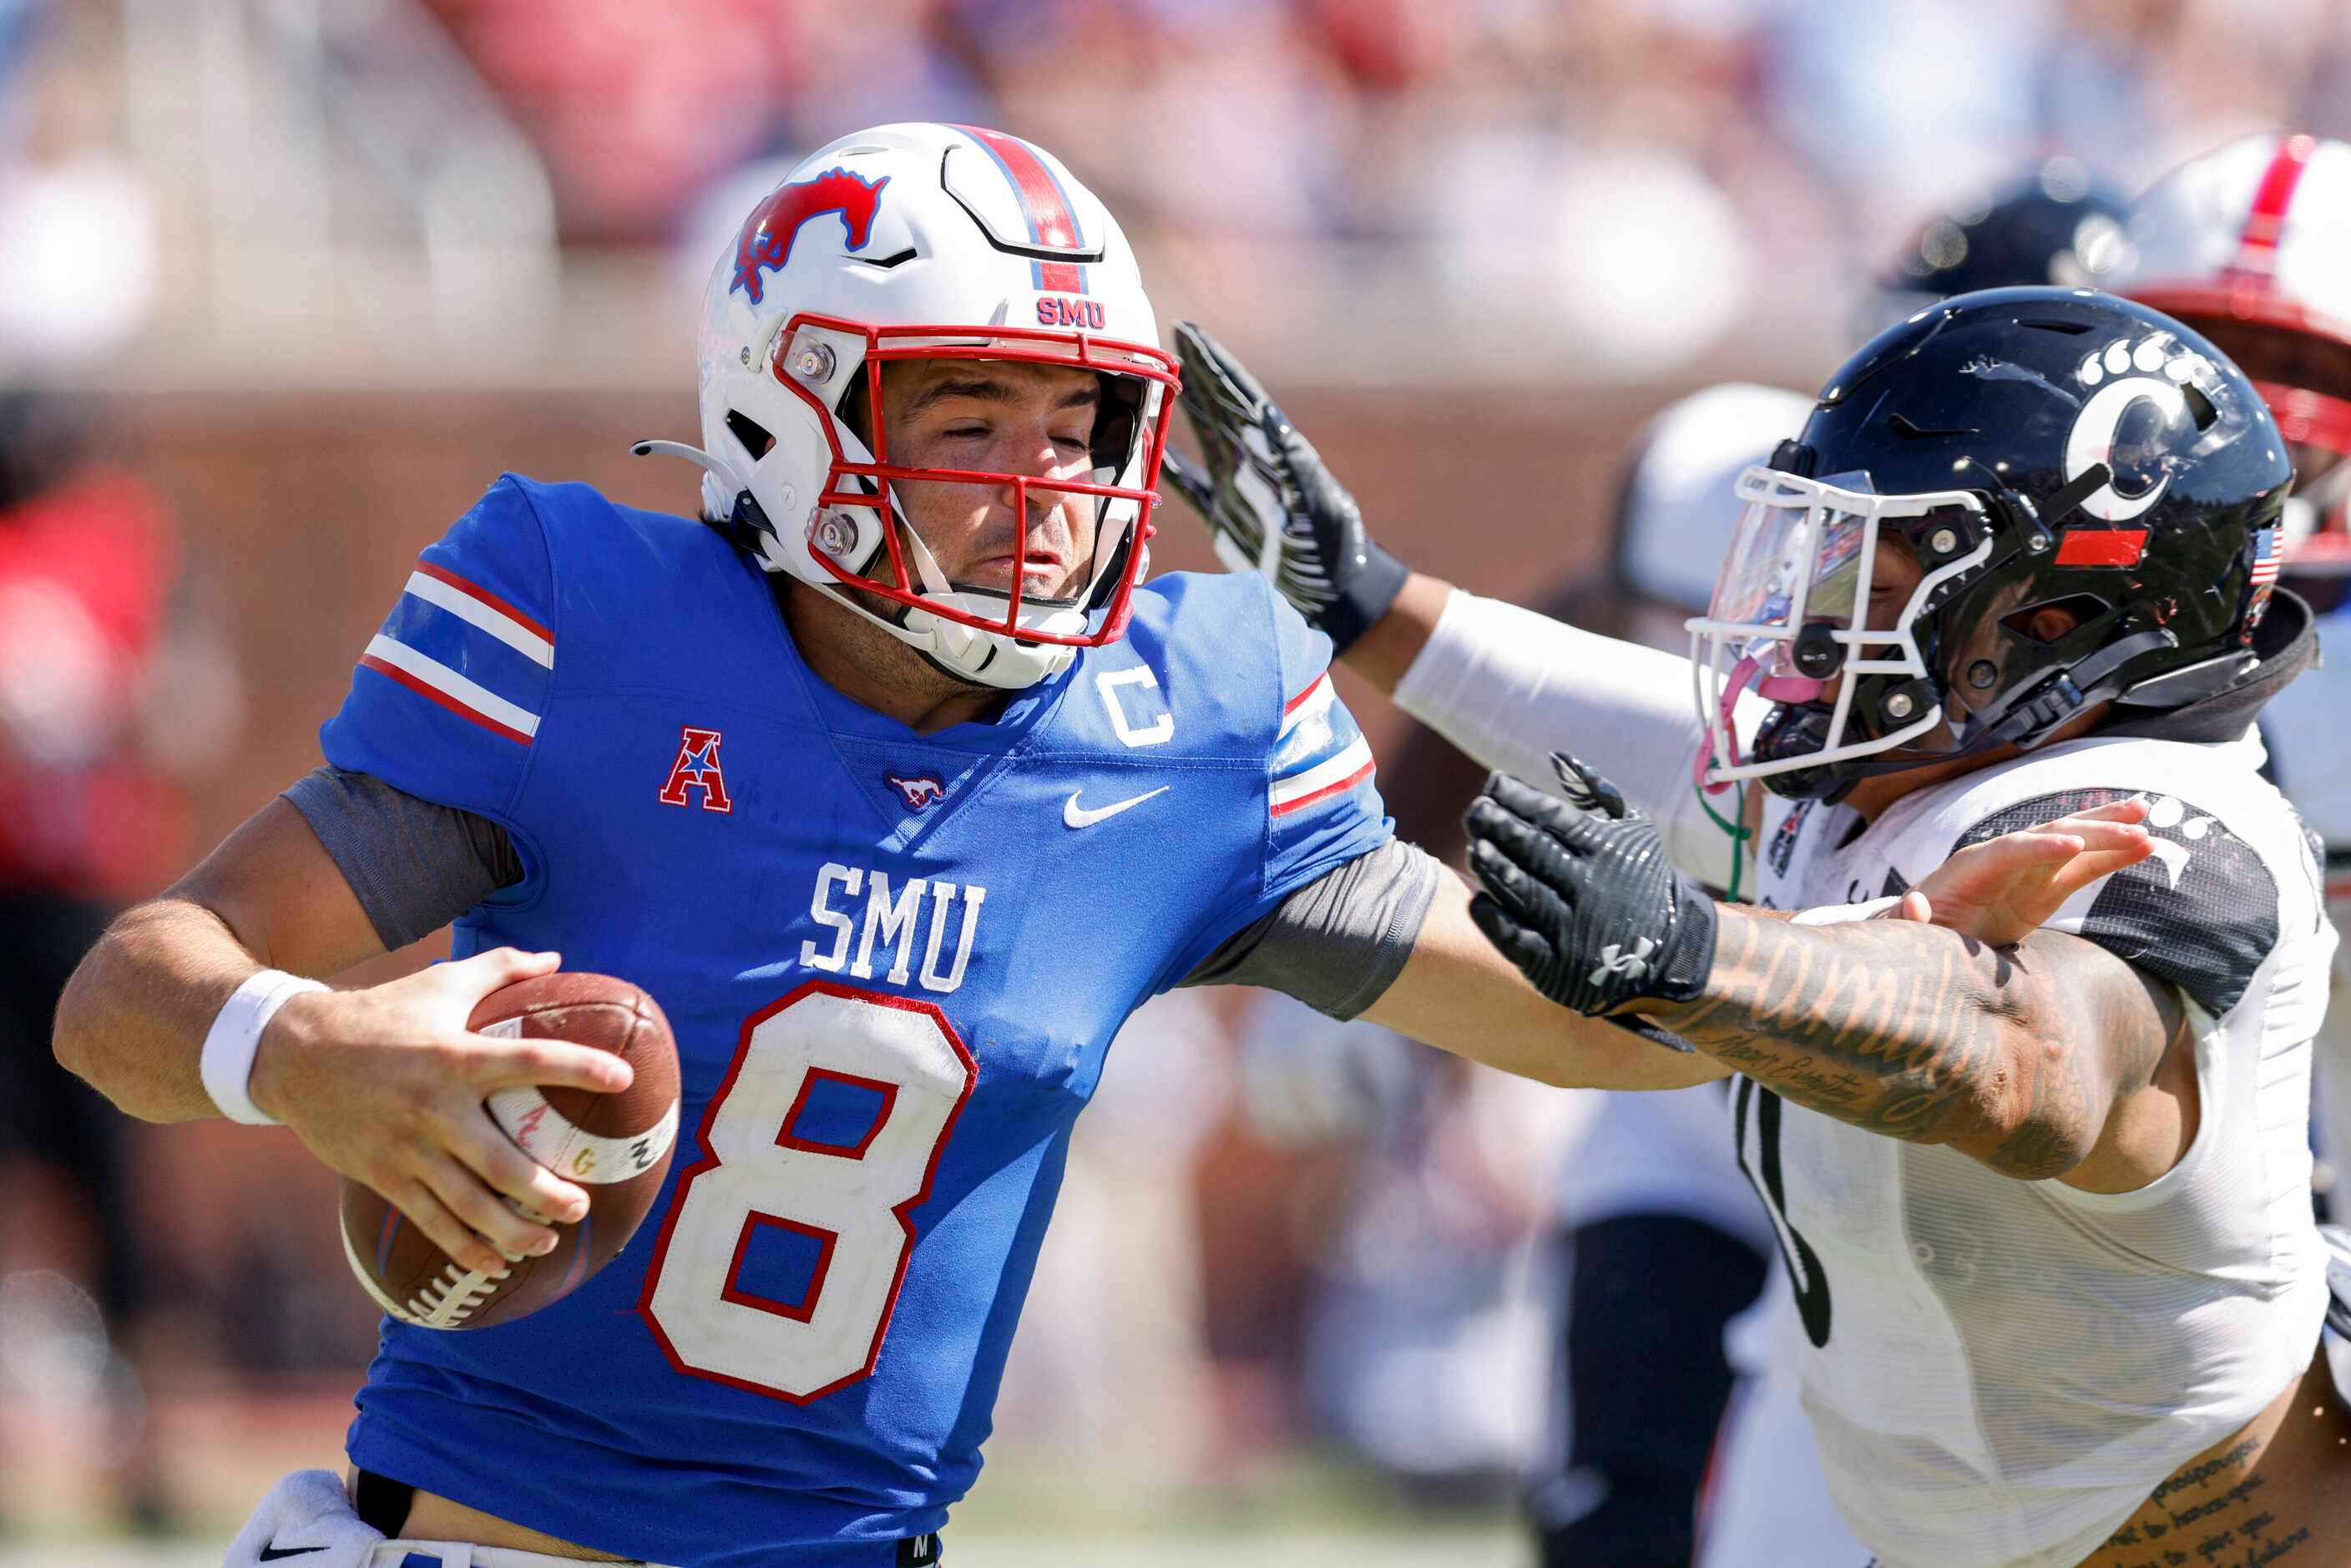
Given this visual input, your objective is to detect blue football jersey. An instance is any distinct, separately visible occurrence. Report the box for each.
[319,475,1392,1566]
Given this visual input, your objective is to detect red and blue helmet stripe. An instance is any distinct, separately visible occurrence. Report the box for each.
[950,124,1090,295]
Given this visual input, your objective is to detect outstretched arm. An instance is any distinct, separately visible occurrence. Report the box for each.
[1644,906,2184,1185]
[1464,761,2189,1188]
[1358,866,1733,1092]
[1349,803,2165,1107]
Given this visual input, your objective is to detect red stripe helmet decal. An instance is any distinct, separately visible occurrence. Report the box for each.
[2232,134,2317,277]
[950,124,1089,294]
[2053,529,2150,568]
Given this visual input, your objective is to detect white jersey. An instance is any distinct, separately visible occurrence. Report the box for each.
[1746,731,2335,1567]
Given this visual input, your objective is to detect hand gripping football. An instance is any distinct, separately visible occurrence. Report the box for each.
[339,972,682,1329]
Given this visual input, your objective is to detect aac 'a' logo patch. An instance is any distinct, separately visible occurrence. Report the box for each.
[659,726,732,813]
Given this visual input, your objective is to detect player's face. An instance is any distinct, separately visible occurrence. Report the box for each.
[878,359,1102,600]
[1804,533,1923,707]
[1855,533,2081,727]
[1862,533,1923,635]
[1772,529,2000,751]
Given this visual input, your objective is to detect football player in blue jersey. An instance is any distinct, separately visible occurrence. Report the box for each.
[52,124,2137,1568]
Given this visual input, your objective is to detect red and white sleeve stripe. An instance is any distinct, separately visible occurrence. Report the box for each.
[1270,672,1373,817]
[358,637,541,746]
[1278,672,1337,737]
[1270,737,1375,818]
[403,560,554,667]
[356,558,554,746]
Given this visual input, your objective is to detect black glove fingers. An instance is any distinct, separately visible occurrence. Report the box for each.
[1262,402,1334,481]
[1173,384,1245,493]
[1476,774,1601,855]
[1174,321,1275,411]
[1172,326,1271,437]
[1256,406,1323,517]
[1479,817,1596,921]
[1464,836,1537,917]
[1465,891,1559,980]
[1549,752,1633,821]
[1224,503,1272,557]
[1464,817,1587,930]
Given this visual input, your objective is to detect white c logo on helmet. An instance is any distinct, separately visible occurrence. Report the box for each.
[2064,375,2187,522]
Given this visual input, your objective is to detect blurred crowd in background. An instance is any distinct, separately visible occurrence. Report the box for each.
[15,0,2351,387]
[3,0,2350,1552]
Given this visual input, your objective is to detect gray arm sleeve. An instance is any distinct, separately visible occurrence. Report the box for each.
[281,765,523,951]
[1178,837,1442,1019]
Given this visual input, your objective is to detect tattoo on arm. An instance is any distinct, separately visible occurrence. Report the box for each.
[1646,913,2178,1180]
[2096,1434,2317,1567]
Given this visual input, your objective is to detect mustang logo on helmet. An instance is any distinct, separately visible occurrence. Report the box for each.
[731,167,891,306]
[645,123,1178,695]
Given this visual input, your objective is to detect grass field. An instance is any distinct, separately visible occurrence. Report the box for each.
[0,1384,1528,1567]
[0,1532,1524,1568]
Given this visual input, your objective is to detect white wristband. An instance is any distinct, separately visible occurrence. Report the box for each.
[200,969,327,1126]
[1791,895,1904,927]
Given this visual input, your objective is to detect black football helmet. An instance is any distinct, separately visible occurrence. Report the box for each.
[1691,286,2294,802]
[1875,159,2131,322]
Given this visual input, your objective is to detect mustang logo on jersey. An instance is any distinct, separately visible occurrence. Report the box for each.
[731,167,890,306]
[801,862,985,994]
[887,772,948,811]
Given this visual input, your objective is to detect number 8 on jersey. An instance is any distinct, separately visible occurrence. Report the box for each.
[640,982,977,1403]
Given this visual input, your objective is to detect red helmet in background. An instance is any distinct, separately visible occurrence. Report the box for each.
[2118,134,2351,584]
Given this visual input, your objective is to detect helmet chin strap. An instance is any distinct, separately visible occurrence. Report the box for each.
[630,438,750,499]
[1761,624,2184,800]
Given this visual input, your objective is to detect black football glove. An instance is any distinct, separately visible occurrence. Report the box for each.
[1161,321,1408,654]
[1464,754,1719,1025]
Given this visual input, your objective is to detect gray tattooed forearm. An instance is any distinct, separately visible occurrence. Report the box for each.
[1642,911,2172,1181]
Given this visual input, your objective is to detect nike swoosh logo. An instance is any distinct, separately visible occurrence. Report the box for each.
[1063,787,1168,828]
[259,1547,327,1561]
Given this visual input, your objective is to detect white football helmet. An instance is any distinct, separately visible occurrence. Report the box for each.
[2118,133,2351,578]
[639,123,1179,689]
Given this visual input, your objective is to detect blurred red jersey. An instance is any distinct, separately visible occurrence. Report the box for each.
[0,469,188,898]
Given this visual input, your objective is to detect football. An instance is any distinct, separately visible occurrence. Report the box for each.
[338,971,683,1330]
